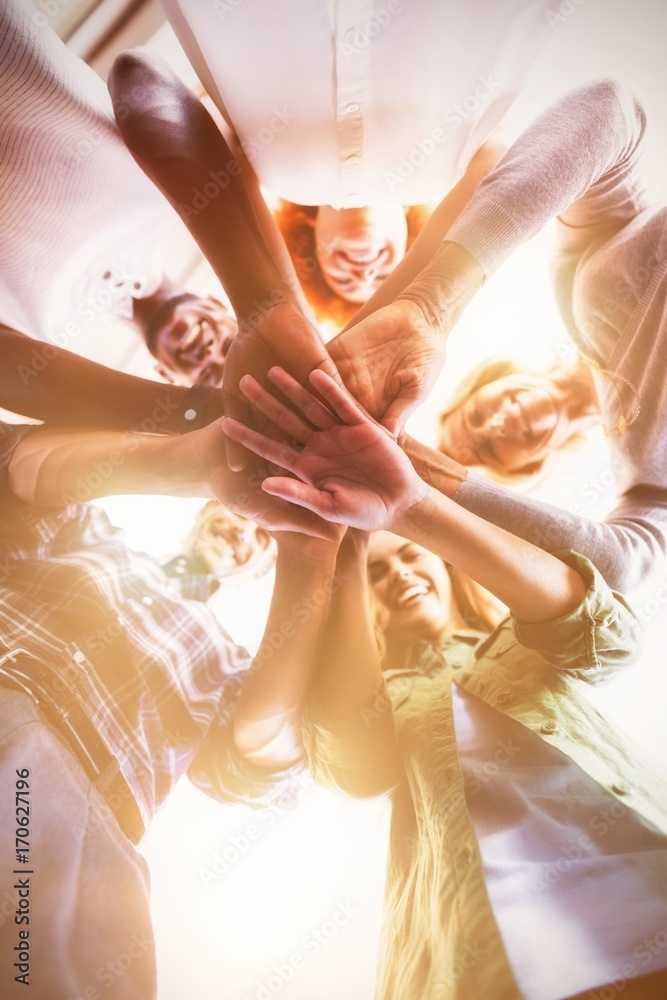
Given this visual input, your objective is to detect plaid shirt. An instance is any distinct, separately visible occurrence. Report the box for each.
[0,423,303,838]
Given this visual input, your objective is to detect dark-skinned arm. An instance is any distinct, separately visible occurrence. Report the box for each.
[0,325,222,431]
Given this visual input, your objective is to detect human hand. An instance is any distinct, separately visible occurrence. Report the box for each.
[223,301,342,470]
[185,417,341,541]
[221,367,428,530]
[328,298,446,435]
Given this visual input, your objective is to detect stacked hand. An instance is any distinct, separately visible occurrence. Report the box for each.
[328,299,446,435]
[223,301,343,469]
[221,367,428,531]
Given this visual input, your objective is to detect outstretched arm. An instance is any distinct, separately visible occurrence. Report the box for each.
[223,368,587,624]
[329,79,647,433]
[401,431,667,595]
[108,49,340,469]
[0,325,223,432]
[303,530,403,798]
[232,531,342,769]
[6,419,338,540]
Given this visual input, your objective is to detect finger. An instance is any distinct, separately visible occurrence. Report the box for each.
[262,477,338,522]
[380,396,410,438]
[223,391,254,471]
[266,503,340,541]
[308,369,366,427]
[239,374,314,443]
[267,367,338,430]
[315,348,347,391]
[222,417,298,473]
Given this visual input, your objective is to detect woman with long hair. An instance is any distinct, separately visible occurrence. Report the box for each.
[223,364,667,1000]
[381,77,667,596]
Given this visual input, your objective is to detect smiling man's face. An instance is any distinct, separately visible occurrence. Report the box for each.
[152,295,237,386]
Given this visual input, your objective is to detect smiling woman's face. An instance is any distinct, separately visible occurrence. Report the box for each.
[367,531,451,642]
[314,205,408,303]
[438,373,566,474]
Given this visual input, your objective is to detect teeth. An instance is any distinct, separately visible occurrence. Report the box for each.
[396,585,428,606]
[181,321,203,349]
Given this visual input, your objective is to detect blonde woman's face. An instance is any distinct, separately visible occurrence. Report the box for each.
[438,374,564,473]
[367,531,451,640]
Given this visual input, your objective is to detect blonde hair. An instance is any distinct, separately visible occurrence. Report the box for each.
[438,355,593,484]
[273,200,432,331]
[369,557,502,666]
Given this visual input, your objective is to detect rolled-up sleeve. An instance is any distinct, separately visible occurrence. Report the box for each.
[0,422,40,498]
[303,687,404,799]
[187,696,309,809]
[512,550,641,682]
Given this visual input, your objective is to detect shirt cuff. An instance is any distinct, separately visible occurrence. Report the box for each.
[446,200,524,277]
[513,550,640,679]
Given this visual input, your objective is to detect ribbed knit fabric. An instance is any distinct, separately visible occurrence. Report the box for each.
[446,80,667,593]
[0,0,170,344]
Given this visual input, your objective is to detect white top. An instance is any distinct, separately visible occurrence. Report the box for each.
[0,0,171,345]
[160,0,553,207]
[452,683,667,1000]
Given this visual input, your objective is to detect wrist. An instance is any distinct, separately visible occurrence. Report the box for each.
[275,533,340,571]
[396,241,484,336]
[390,482,440,538]
[400,433,467,499]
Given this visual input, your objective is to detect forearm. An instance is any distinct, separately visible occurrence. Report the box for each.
[109,51,300,322]
[383,80,645,334]
[400,433,467,499]
[446,79,646,277]
[0,328,219,432]
[312,532,385,718]
[394,486,586,622]
[8,426,211,506]
[307,531,400,797]
[456,476,667,594]
[343,140,504,331]
[232,540,339,769]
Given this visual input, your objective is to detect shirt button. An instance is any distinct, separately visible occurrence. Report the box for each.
[496,691,510,705]
[142,596,154,607]
[345,153,360,165]
[345,102,360,114]
[72,650,86,664]
[611,782,630,796]
[540,721,559,735]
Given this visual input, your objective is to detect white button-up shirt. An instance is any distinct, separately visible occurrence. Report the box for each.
[160,0,554,207]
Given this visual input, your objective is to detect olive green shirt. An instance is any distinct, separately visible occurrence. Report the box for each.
[305,552,667,1000]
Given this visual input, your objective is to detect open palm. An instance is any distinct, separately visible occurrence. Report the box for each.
[222,368,427,530]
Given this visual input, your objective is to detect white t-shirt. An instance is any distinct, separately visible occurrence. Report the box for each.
[161,0,553,207]
[0,0,171,347]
